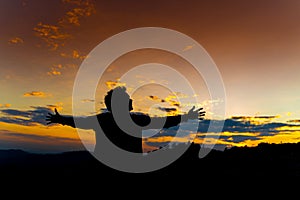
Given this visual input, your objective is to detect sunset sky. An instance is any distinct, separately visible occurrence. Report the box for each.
[1,0,300,153]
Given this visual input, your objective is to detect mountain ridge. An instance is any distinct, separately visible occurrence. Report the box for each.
[1,142,300,178]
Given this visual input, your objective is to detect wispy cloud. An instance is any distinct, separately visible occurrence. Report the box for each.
[148,94,181,107]
[157,107,177,113]
[0,104,11,108]
[23,91,51,98]
[47,64,63,76]
[183,45,194,52]
[60,50,87,60]
[8,37,24,44]
[165,94,180,107]
[287,119,300,123]
[148,95,165,102]
[157,106,178,116]
[33,23,71,50]
[33,0,95,50]
[231,115,279,120]
[0,106,51,126]
[230,115,280,125]
[59,0,96,26]
[105,80,126,89]
[47,68,62,76]
[46,102,63,112]
[81,99,95,103]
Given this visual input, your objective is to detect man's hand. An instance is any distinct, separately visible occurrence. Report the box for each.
[187,106,205,120]
[46,108,62,125]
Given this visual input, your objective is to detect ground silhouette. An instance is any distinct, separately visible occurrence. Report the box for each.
[1,142,300,179]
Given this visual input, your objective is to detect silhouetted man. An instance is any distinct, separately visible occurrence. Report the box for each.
[46,86,205,153]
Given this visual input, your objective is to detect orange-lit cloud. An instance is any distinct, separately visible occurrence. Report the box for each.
[23,91,51,98]
[0,104,11,108]
[33,0,95,50]
[183,45,194,52]
[148,95,165,102]
[8,37,24,44]
[31,0,95,54]
[60,50,87,60]
[47,67,62,76]
[46,63,78,76]
[231,115,280,125]
[81,99,95,103]
[59,0,96,26]
[33,22,71,50]
[47,102,63,112]
[287,119,300,123]
[147,94,182,116]
[165,95,180,107]
[105,80,126,89]
[148,94,181,107]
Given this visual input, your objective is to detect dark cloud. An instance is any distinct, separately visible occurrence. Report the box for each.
[231,116,278,120]
[145,118,300,146]
[196,119,289,134]
[148,95,165,103]
[0,106,51,126]
[287,119,300,123]
[157,107,177,113]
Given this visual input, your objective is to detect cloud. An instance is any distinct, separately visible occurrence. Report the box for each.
[144,116,300,151]
[105,80,126,89]
[230,115,279,125]
[148,95,165,102]
[0,106,51,126]
[46,102,63,112]
[196,119,288,135]
[287,119,300,123]
[33,0,95,51]
[8,37,24,44]
[23,91,51,98]
[148,94,181,107]
[81,99,95,103]
[33,23,71,50]
[0,104,11,108]
[60,50,87,60]
[59,0,96,26]
[164,94,181,107]
[183,45,194,52]
[46,63,78,77]
[47,67,62,76]
[231,116,278,120]
[47,64,64,76]
[157,107,177,113]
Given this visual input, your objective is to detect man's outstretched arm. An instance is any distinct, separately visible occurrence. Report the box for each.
[135,106,205,129]
[162,106,205,128]
[46,108,76,128]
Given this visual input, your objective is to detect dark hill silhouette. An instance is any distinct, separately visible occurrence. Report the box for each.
[1,142,300,179]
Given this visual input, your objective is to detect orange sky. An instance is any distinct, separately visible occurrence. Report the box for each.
[0,0,300,153]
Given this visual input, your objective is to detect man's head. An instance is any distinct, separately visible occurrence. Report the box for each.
[104,86,133,112]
